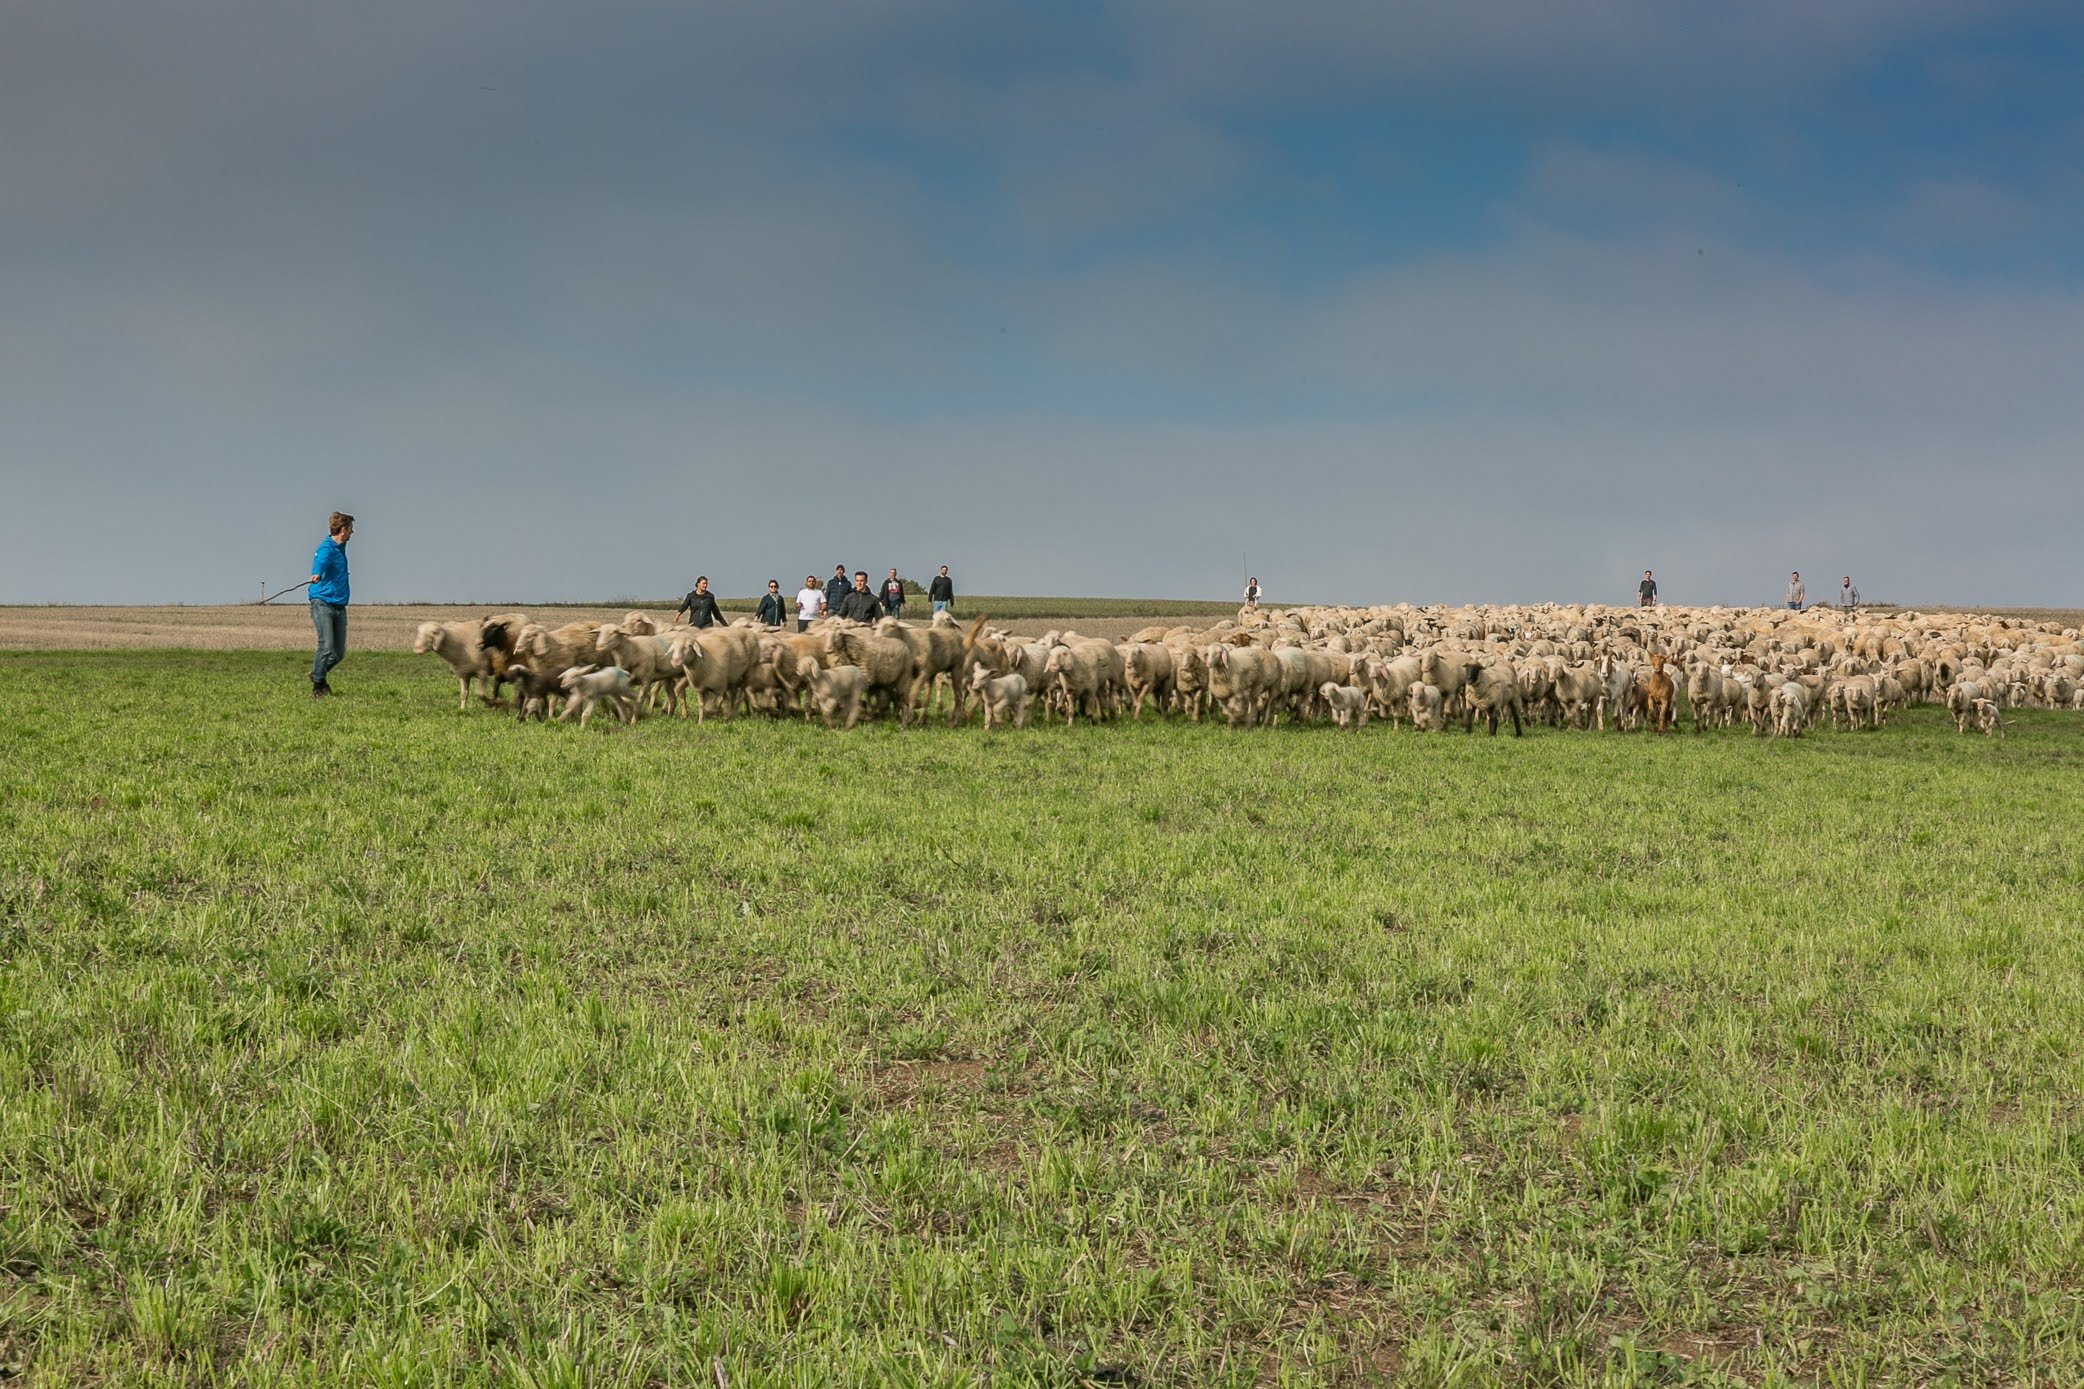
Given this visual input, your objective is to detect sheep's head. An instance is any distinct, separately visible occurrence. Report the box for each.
[968,663,990,690]
[559,665,596,690]
[595,626,622,651]
[668,639,701,669]
[1318,682,1340,700]
[480,620,509,650]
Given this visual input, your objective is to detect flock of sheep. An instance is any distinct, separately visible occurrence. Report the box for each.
[409,603,2083,737]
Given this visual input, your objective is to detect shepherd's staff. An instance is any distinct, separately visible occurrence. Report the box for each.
[256,580,313,605]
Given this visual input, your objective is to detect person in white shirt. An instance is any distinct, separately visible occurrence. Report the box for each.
[795,576,825,632]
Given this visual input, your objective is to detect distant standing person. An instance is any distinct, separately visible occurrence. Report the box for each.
[756,579,788,628]
[1243,577,1262,610]
[306,510,353,698]
[796,575,825,632]
[676,576,726,629]
[1840,575,1856,610]
[1786,572,1805,611]
[824,565,851,618]
[882,568,906,618]
[1638,570,1658,608]
[929,565,955,615]
[837,570,885,623]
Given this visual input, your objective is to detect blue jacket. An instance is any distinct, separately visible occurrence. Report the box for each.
[310,537,350,605]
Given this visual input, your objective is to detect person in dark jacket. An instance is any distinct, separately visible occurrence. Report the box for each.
[824,565,851,617]
[928,565,954,614]
[836,571,885,623]
[882,568,906,618]
[1638,570,1659,608]
[676,576,726,629]
[755,579,787,628]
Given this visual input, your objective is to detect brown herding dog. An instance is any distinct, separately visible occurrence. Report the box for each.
[1644,653,1677,734]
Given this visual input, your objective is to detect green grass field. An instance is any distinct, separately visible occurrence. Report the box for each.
[4,651,2082,1385]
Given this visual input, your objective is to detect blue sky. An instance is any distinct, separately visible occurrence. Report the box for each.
[4,2,2080,606]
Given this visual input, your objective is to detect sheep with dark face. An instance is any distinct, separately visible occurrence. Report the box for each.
[1460,659,1524,737]
[503,662,567,722]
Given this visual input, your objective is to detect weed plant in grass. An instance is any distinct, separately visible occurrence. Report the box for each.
[3,651,2083,1385]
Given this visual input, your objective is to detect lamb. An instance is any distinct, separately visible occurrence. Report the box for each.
[1318,682,1367,729]
[412,621,499,710]
[1973,698,2006,738]
[1946,679,1985,733]
[968,665,1030,730]
[798,658,868,730]
[1408,682,1446,732]
[1770,681,1809,738]
[558,665,637,728]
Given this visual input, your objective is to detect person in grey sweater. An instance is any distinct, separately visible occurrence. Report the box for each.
[1786,572,1805,611]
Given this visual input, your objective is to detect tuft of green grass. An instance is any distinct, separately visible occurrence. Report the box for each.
[3,650,2083,1384]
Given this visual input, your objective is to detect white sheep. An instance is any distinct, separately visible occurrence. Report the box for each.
[1770,681,1809,738]
[1408,682,1445,732]
[1973,698,2006,738]
[412,621,498,710]
[558,665,637,729]
[968,665,1030,730]
[1318,681,1367,729]
[799,657,869,730]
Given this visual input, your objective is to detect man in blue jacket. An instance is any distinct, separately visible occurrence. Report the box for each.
[306,511,353,698]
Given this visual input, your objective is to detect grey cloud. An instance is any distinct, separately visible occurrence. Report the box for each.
[3,3,2080,609]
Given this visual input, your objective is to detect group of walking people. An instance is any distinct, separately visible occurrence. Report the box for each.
[1637,569,1861,611]
[680,564,958,634]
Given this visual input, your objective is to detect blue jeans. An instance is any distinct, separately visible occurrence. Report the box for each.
[931,600,950,614]
[310,601,347,684]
